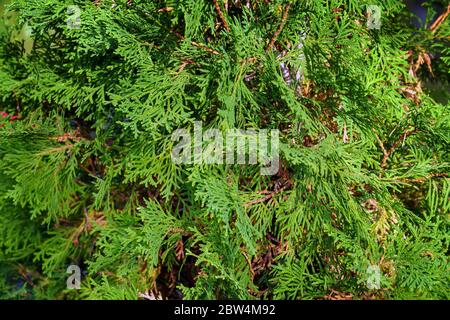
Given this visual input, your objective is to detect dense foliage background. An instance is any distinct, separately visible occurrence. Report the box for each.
[0,0,449,299]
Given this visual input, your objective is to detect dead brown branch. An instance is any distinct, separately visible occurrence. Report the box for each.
[372,127,418,168]
[244,186,287,207]
[213,0,231,32]
[170,29,221,55]
[157,7,174,13]
[395,173,449,184]
[266,3,291,52]
[191,41,221,55]
[430,5,450,33]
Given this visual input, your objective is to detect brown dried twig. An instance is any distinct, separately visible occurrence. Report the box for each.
[191,41,221,55]
[373,127,418,168]
[395,173,449,184]
[373,128,388,155]
[169,29,221,55]
[244,186,287,207]
[213,0,230,32]
[176,59,198,74]
[157,7,174,13]
[430,5,450,33]
[266,3,292,52]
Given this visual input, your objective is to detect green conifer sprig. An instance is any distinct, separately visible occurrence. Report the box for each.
[0,0,448,300]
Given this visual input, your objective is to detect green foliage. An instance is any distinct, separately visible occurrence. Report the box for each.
[0,0,448,300]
